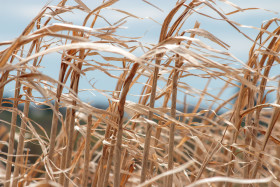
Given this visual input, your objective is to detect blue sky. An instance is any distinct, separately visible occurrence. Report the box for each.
[0,0,279,106]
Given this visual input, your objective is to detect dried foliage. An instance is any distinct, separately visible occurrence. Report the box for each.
[0,0,279,186]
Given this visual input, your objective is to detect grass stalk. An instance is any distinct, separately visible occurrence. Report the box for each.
[251,80,280,179]
[46,62,67,180]
[11,88,31,187]
[100,74,125,187]
[114,62,140,187]
[63,59,83,187]
[140,56,161,183]
[58,108,71,185]
[4,71,21,187]
[81,114,92,187]
[166,58,180,187]
[103,134,116,187]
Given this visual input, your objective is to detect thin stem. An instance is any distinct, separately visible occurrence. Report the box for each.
[166,58,180,187]
[46,62,67,180]
[251,82,280,179]
[114,63,140,187]
[4,71,21,187]
[82,115,92,187]
[58,108,71,185]
[63,59,83,187]
[140,57,161,183]
[11,88,31,187]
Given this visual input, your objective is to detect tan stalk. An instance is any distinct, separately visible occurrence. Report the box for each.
[102,133,116,187]
[100,71,126,187]
[166,57,180,187]
[58,108,71,185]
[4,71,21,187]
[251,27,280,152]
[144,2,195,184]
[81,114,93,186]
[251,37,280,179]
[11,88,31,187]
[63,54,84,187]
[140,55,161,183]
[46,62,67,180]
[251,96,280,179]
[243,87,255,184]
[114,62,140,187]
[11,39,38,187]
[225,84,245,186]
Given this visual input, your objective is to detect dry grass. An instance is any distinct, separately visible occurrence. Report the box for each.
[0,0,279,186]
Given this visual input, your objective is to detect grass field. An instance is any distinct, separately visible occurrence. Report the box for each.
[0,0,280,186]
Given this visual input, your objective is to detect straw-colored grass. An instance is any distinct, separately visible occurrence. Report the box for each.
[0,0,279,186]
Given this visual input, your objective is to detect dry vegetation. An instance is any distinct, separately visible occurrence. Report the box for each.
[0,0,280,186]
